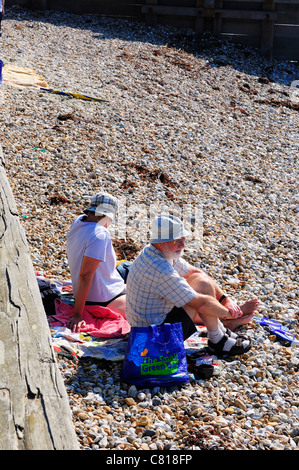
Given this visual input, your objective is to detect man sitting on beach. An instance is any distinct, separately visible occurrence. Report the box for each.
[125,214,259,356]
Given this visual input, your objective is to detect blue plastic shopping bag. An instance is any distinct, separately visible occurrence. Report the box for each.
[0,60,3,84]
[121,323,189,387]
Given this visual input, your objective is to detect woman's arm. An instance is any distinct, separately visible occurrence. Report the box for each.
[67,255,100,332]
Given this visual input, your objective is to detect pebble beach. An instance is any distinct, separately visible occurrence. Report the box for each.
[0,6,298,452]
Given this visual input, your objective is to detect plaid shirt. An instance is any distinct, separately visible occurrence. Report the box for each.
[125,244,196,327]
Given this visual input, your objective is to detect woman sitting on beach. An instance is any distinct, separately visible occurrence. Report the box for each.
[66,192,126,332]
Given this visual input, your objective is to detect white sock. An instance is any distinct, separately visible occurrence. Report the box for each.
[208,328,226,344]
[218,320,238,339]
[209,327,248,352]
[223,336,249,352]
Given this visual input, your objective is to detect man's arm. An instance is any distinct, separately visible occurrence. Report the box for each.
[186,292,230,320]
[2,0,4,14]
[185,289,243,324]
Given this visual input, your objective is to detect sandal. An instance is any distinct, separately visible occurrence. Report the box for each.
[208,334,251,357]
[225,327,248,340]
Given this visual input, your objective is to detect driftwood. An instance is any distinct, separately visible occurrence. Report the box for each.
[0,146,78,449]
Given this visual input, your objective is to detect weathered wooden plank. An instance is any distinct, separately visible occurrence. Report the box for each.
[272,38,299,59]
[31,0,47,10]
[261,0,275,58]
[274,23,299,38]
[142,5,277,20]
[276,4,299,24]
[145,0,158,24]
[275,0,299,4]
[221,18,261,35]
[215,9,277,19]
[214,0,223,34]
[222,0,272,3]
[42,0,143,16]
[142,5,199,16]
[195,0,204,33]
[223,0,298,3]
[160,0,196,5]
[0,146,79,450]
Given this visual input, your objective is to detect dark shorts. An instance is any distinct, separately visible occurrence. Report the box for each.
[85,289,126,307]
[162,306,197,341]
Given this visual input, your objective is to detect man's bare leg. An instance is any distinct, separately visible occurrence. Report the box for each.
[182,276,251,354]
[186,271,259,330]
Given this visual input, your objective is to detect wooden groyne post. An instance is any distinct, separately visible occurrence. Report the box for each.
[0,146,79,450]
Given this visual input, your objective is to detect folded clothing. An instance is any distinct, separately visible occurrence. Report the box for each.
[50,298,130,338]
[37,277,61,315]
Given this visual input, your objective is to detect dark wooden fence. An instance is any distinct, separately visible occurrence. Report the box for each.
[43,0,143,16]
[142,1,299,60]
[6,0,299,59]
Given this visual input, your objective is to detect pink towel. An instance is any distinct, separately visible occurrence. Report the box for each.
[50,298,130,338]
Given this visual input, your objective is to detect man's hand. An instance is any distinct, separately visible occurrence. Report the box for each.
[222,298,243,319]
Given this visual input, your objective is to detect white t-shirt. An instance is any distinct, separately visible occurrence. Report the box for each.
[66,215,124,302]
